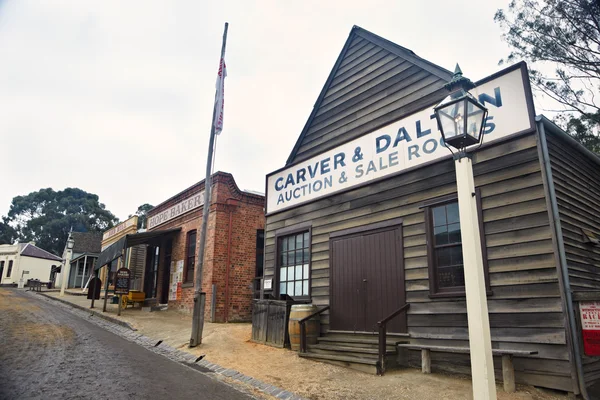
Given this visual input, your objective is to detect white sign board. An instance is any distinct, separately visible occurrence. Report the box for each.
[148,191,205,230]
[263,279,272,290]
[266,65,534,214]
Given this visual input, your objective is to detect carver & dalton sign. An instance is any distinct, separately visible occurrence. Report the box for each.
[266,64,534,214]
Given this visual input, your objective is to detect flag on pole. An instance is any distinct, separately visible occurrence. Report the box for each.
[214,57,227,135]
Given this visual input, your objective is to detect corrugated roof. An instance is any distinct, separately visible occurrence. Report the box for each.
[20,243,62,262]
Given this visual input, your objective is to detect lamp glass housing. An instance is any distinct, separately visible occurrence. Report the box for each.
[66,236,75,250]
[435,91,488,151]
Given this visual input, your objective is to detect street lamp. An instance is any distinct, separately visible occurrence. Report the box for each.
[434,65,497,400]
[59,233,75,297]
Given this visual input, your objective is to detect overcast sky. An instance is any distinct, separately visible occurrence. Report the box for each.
[0,0,527,221]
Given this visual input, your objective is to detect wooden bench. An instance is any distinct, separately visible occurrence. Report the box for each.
[397,344,538,393]
[27,280,49,292]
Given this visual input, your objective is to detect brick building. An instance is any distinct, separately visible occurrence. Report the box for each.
[146,172,265,322]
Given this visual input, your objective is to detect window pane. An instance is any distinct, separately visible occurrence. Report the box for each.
[437,247,451,267]
[303,232,309,246]
[303,248,309,263]
[447,202,459,224]
[280,252,286,267]
[282,238,288,252]
[438,265,465,288]
[289,236,296,251]
[287,266,294,281]
[303,264,309,280]
[287,282,295,296]
[295,265,303,280]
[434,225,448,245]
[280,267,287,282]
[296,234,303,250]
[432,206,446,227]
[295,281,302,296]
[295,250,303,265]
[448,223,461,243]
[280,282,287,294]
[287,252,295,266]
[451,246,464,265]
[303,280,309,296]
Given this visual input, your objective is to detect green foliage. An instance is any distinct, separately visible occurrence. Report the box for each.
[130,203,154,229]
[0,217,17,245]
[495,0,600,152]
[4,188,118,255]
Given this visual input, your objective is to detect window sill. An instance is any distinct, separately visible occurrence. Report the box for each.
[181,282,194,288]
[429,290,493,299]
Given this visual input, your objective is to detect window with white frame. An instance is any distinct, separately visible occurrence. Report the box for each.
[278,231,310,297]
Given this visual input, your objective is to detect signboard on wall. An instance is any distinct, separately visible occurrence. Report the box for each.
[103,216,137,241]
[580,302,600,356]
[147,191,205,230]
[266,63,534,214]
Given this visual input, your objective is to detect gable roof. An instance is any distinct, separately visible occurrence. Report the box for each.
[286,26,453,166]
[71,232,102,254]
[19,243,62,262]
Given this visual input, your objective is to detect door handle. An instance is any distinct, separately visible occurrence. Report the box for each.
[363,279,367,282]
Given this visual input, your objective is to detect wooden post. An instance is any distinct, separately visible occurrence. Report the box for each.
[502,354,516,393]
[455,156,497,399]
[117,294,122,316]
[102,263,110,312]
[422,349,431,374]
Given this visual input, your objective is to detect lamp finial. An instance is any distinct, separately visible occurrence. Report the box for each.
[445,63,474,93]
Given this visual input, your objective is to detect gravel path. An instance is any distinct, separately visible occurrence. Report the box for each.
[0,288,256,400]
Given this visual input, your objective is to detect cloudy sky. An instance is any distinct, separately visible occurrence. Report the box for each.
[0,0,528,221]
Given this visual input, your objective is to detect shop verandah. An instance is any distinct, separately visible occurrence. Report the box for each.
[92,228,180,309]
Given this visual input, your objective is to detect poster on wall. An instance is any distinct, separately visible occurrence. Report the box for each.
[169,261,177,301]
[580,301,600,356]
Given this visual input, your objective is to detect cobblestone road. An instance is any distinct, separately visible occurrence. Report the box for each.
[0,288,255,400]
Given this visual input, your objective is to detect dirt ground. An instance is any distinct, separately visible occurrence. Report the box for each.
[44,291,570,400]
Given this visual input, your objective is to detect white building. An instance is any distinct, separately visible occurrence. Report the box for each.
[0,242,62,286]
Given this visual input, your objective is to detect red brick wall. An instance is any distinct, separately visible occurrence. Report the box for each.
[147,172,264,322]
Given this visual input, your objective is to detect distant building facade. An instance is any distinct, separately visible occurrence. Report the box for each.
[0,242,62,285]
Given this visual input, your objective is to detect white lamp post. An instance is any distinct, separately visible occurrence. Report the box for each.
[434,65,497,400]
[59,233,75,297]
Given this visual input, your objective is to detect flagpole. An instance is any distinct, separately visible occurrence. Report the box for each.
[190,22,228,347]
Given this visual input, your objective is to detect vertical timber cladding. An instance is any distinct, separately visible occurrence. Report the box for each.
[264,27,574,391]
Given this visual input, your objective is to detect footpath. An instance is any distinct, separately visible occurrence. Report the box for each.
[36,289,568,400]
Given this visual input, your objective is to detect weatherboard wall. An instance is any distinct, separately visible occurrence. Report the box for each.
[287,28,452,165]
[547,132,600,390]
[264,132,576,391]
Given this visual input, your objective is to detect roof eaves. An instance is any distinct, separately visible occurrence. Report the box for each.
[536,115,600,167]
[285,27,358,166]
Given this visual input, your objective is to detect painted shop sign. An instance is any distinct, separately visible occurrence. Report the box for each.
[102,216,137,241]
[580,301,600,356]
[148,191,205,230]
[266,65,534,214]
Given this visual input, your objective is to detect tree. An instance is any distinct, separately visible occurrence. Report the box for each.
[0,217,17,245]
[495,0,600,152]
[130,203,154,229]
[4,188,118,255]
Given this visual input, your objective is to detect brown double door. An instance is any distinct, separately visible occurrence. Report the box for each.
[330,222,406,333]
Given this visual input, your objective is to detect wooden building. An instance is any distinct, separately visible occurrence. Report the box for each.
[260,26,600,397]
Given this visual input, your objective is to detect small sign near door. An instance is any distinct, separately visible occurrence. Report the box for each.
[580,301,600,356]
[114,268,131,295]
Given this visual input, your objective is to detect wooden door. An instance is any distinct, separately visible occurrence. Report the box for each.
[160,240,172,304]
[330,222,406,333]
